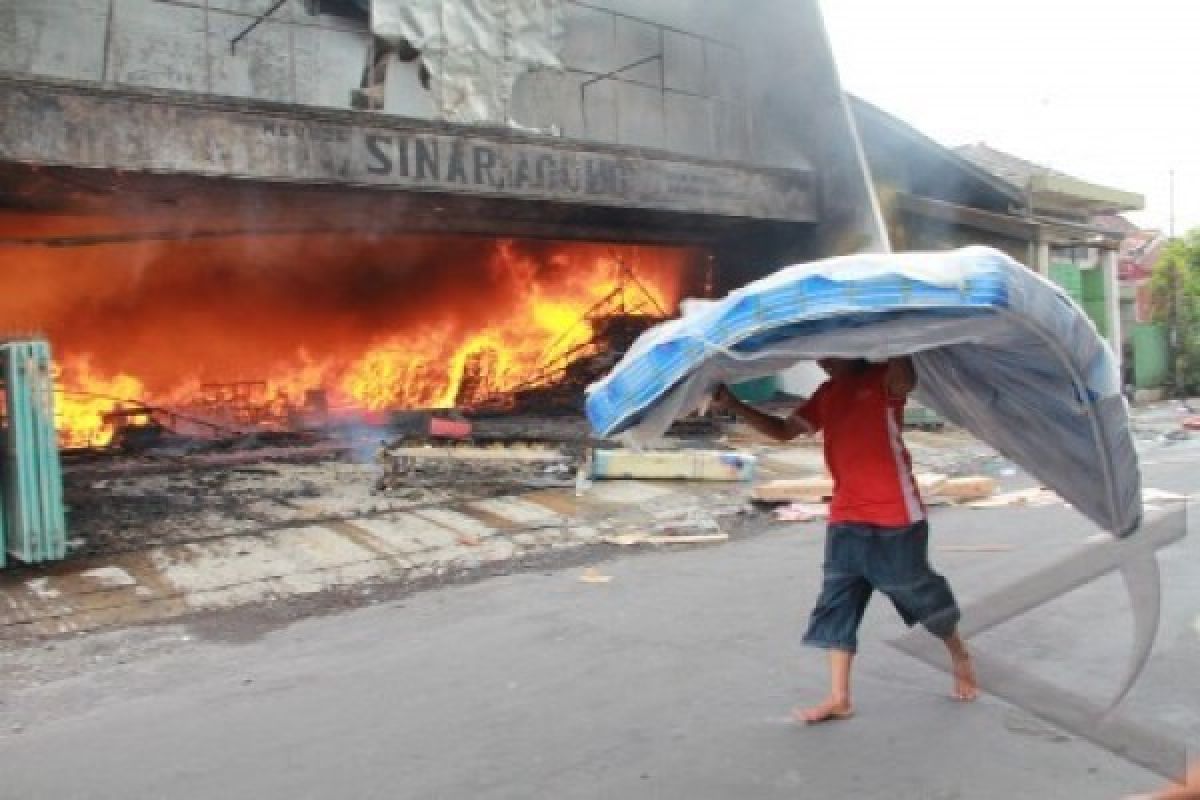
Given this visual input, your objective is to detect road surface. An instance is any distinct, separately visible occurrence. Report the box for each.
[0,442,1197,799]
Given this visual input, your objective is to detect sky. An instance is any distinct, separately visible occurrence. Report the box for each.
[819,0,1198,234]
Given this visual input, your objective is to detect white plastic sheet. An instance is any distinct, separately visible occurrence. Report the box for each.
[372,0,564,125]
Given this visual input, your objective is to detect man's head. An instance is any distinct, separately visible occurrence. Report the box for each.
[817,358,871,378]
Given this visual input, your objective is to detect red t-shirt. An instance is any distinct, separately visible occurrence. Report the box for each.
[797,365,924,527]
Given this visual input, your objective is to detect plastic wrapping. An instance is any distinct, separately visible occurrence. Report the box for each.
[372,0,564,125]
[586,247,1141,535]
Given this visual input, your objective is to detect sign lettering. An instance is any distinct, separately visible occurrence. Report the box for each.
[0,81,815,222]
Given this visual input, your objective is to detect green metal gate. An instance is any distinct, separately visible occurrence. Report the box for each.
[1050,262,1109,337]
[1132,323,1170,390]
[0,340,68,566]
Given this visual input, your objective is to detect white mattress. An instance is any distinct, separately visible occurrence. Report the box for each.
[586,247,1141,535]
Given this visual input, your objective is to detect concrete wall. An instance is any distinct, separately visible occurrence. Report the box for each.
[0,0,370,106]
[0,0,111,82]
[511,1,751,161]
[0,1,751,160]
[0,3,857,170]
[1,0,883,256]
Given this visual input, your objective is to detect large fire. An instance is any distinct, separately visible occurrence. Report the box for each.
[0,230,699,447]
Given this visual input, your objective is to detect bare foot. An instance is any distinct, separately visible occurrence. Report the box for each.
[952,656,979,702]
[793,696,854,724]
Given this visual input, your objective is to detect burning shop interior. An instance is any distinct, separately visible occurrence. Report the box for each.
[15,229,704,451]
[0,169,792,559]
[0,0,870,563]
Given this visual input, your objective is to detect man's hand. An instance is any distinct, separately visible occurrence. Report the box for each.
[711,384,736,412]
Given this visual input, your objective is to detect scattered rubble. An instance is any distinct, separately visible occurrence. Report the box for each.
[603,531,730,546]
[601,505,736,547]
[755,471,1007,519]
[6,411,1075,637]
[773,503,828,522]
[579,567,613,584]
[79,567,137,588]
[375,444,575,494]
[61,460,392,557]
[644,533,728,545]
[923,475,998,504]
[1143,488,1187,503]
[589,449,757,481]
[967,488,1061,510]
[752,477,833,504]
[603,533,648,547]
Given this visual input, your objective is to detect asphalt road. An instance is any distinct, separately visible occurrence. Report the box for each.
[1,443,1197,799]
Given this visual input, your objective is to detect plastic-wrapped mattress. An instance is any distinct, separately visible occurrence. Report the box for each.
[585,246,1141,535]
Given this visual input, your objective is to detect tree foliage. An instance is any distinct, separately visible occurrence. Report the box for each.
[1149,229,1200,392]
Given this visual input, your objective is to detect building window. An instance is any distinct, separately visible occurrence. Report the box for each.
[1050,245,1093,264]
[305,0,368,19]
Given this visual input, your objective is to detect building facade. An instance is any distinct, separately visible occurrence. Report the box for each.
[955,143,1144,369]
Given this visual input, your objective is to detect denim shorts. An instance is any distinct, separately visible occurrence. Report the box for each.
[802,520,960,653]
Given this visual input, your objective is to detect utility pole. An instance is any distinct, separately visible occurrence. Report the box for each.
[1168,255,1180,395]
[1165,168,1183,395]
[1169,168,1176,240]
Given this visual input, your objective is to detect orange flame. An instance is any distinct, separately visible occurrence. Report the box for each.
[53,358,146,448]
[0,234,698,447]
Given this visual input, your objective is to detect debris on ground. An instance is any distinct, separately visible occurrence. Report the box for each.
[375,444,575,494]
[916,473,948,491]
[46,409,1034,569]
[967,487,1061,510]
[579,567,613,584]
[924,476,998,504]
[428,417,472,440]
[603,531,729,546]
[752,477,834,504]
[604,533,649,546]
[650,507,721,532]
[589,449,757,481]
[382,446,568,462]
[754,474,998,507]
[773,503,828,522]
[644,533,728,545]
[1142,488,1188,504]
[604,507,732,546]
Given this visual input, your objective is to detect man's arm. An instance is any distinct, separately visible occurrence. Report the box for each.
[711,385,813,442]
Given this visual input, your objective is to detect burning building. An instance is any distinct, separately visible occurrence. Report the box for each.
[0,0,883,448]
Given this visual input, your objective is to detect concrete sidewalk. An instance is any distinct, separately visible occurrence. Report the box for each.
[0,478,756,637]
[1,415,1185,639]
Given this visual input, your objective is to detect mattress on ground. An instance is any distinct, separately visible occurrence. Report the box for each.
[585,246,1141,535]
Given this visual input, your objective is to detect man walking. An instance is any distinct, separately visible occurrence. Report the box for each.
[713,357,978,723]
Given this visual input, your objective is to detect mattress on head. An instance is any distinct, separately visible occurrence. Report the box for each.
[585,246,1140,536]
